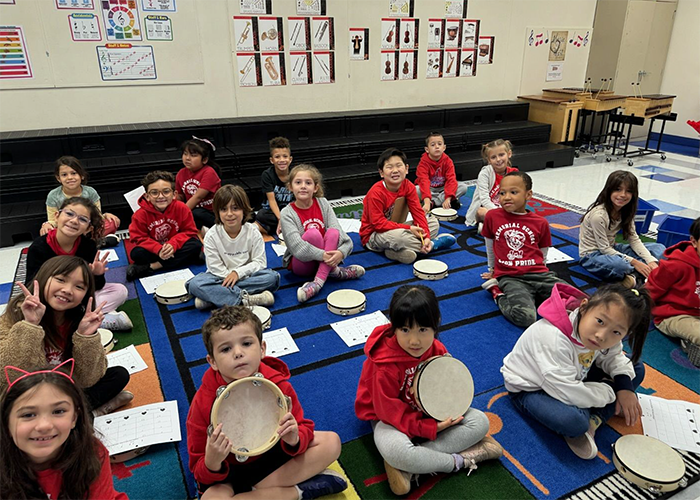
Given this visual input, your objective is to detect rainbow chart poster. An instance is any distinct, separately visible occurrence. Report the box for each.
[0,26,32,79]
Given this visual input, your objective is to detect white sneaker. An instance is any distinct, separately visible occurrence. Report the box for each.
[194,297,214,310]
[101,311,133,331]
[385,248,417,264]
[241,290,275,307]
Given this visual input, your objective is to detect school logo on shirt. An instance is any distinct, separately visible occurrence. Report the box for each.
[504,229,525,260]
[154,223,172,243]
[303,218,324,232]
[430,168,445,188]
[578,351,594,369]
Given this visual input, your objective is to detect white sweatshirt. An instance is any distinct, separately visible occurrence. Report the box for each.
[203,223,267,280]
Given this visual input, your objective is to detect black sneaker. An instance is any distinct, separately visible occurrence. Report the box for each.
[450,198,462,210]
[102,234,119,247]
[297,469,347,500]
[126,263,152,282]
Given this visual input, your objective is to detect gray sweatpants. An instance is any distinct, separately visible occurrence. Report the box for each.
[372,408,489,475]
[416,182,470,206]
[497,271,566,328]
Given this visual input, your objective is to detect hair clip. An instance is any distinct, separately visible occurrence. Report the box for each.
[5,359,75,389]
[630,288,639,296]
[191,135,216,151]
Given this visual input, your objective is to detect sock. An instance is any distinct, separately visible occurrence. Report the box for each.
[452,453,465,472]
[589,414,603,432]
[295,485,303,500]
[313,276,325,287]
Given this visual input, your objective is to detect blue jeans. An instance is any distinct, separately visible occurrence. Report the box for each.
[508,361,645,437]
[579,243,665,280]
[186,269,280,307]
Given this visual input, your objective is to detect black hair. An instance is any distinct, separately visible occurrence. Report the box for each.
[503,170,532,191]
[389,285,441,334]
[54,156,89,184]
[269,136,291,155]
[202,306,262,358]
[581,170,639,240]
[424,132,444,146]
[377,147,408,170]
[181,137,221,176]
[690,217,700,240]
[142,170,176,190]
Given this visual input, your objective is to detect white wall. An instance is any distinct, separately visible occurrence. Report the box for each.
[0,0,597,132]
[659,0,699,140]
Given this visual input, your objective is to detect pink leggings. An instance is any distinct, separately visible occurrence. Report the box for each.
[290,228,339,281]
[102,218,118,236]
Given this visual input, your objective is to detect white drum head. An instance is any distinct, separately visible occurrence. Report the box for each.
[613,435,685,491]
[327,289,366,316]
[98,328,115,353]
[431,207,458,221]
[155,280,192,304]
[413,259,449,280]
[211,376,289,458]
[414,356,474,421]
[250,306,272,330]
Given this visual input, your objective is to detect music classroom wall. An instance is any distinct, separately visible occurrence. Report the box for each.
[0,0,596,132]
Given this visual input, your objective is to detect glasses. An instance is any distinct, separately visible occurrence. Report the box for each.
[148,188,173,197]
[60,209,91,226]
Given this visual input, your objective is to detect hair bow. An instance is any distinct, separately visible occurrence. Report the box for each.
[192,135,216,151]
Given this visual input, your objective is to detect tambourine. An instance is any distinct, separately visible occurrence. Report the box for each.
[250,305,272,330]
[327,289,366,316]
[612,435,687,494]
[155,280,192,305]
[98,328,116,353]
[413,259,448,281]
[412,356,474,421]
[209,374,290,462]
[109,446,150,464]
[431,207,458,221]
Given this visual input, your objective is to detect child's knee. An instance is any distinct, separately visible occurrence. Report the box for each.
[315,430,342,461]
[465,409,490,437]
[200,483,234,500]
[502,304,537,328]
[560,413,590,437]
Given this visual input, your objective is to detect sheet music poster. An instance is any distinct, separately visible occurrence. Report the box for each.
[97,44,156,81]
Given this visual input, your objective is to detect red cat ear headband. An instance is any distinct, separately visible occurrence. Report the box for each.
[191,135,216,151]
[4,359,75,389]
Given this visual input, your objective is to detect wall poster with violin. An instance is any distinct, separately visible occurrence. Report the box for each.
[398,49,417,80]
[380,49,398,81]
[233,16,259,52]
[399,19,418,50]
[380,18,399,51]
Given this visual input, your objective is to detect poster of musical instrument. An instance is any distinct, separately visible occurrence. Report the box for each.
[233,16,258,52]
[388,0,413,18]
[288,17,310,51]
[380,49,398,81]
[97,44,156,80]
[398,49,416,80]
[444,0,467,18]
[548,30,567,61]
[296,0,325,16]
[290,51,310,84]
[443,48,458,77]
[458,47,475,77]
[144,15,172,41]
[101,0,142,41]
[240,0,271,15]
[399,19,418,50]
[462,19,479,49]
[381,18,399,50]
[426,48,442,79]
[236,52,262,87]
[443,18,461,49]
[55,0,93,9]
[68,13,102,42]
[261,51,284,86]
[427,19,444,49]
[349,28,369,61]
[311,17,333,51]
[141,0,176,11]
[0,26,32,79]
[312,51,333,84]
[259,17,283,51]
[477,36,494,64]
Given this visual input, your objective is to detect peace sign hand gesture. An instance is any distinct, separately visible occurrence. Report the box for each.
[77,297,106,336]
[17,281,46,326]
[89,252,109,276]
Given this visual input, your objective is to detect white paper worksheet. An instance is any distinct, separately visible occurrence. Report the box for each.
[107,344,148,374]
[271,244,287,257]
[639,394,700,453]
[331,310,389,347]
[263,327,300,357]
[545,247,574,264]
[94,401,181,455]
[139,269,195,294]
[337,219,361,233]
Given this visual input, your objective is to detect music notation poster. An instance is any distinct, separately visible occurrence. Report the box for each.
[388,0,414,18]
[398,18,418,50]
[443,48,458,77]
[68,13,102,42]
[290,51,310,85]
[288,17,310,51]
[444,0,467,18]
[380,18,399,50]
[141,0,176,12]
[260,51,284,86]
[427,19,444,49]
[55,0,93,9]
[380,49,398,81]
[233,16,258,52]
[312,51,333,84]
[477,35,494,64]
[548,30,567,61]
[296,0,325,16]
[426,48,442,79]
[97,44,156,81]
[458,47,476,77]
[101,0,142,41]
[236,52,262,87]
[240,0,271,15]
[0,26,32,79]
[398,49,417,80]
[258,16,283,51]
[144,15,173,41]
[311,17,333,51]
[349,28,368,61]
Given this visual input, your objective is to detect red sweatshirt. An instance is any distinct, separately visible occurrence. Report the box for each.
[355,323,448,441]
[415,152,459,201]
[36,440,128,499]
[646,241,700,323]
[359,179,431,246]
[125,195,199,256]
[186,358,315,486]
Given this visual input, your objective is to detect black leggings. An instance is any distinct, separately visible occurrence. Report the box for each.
[83,366,130,409]
[130,237,202,270]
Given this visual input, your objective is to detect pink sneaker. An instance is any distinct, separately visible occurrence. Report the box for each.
[297,281,322,303]
[329,265,365,280]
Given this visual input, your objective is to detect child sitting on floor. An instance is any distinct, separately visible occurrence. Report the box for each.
[280,164,365,303]
[255,136,295,236]
[415,132,469,212]
[186,306,347,499]
[187,184,279,310]
[360,147,456,264]
[481,171,566,328]
[176,137,222,235]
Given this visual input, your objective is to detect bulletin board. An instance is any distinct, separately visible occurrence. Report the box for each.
[0,0,203,90]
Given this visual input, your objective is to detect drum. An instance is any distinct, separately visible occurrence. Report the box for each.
[412,356,474,421]
[99,328,116,353]
[209,374,290,461]
[109,446,150,464]
[612,435,687,494]
[250,305,272,330]
[431,207,458,222]
[413,259,448,280]
[155,280,192,305]
[327,289,366,316]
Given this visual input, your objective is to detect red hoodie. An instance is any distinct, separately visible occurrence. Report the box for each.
[125,195,199,257]
[355,323,447,441]
[415,152,458,201]
[186,358,315,486]
[646,241,700,323]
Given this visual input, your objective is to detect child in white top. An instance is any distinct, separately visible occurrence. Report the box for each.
[502,283,651,460]
[187,185,280,310]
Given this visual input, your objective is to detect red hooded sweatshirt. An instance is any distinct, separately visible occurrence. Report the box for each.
[125,195,199,257]
[355,323,447,441]
[186,357,315,486]
[646,241,700,323]
[415,152,459,201]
